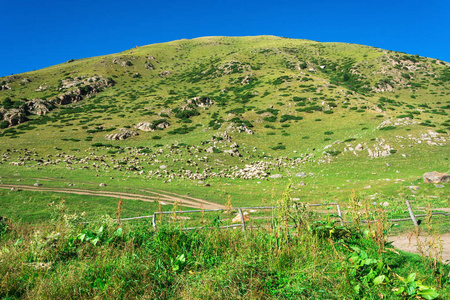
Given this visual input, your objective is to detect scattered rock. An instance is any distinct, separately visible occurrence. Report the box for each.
[105,129,138,140]
[295,172,307,178]
[435,184,445,188]
[99,183,106,187]
[232,212,249,223]
[406,186,420,191]
[159,70,171,77]
[423,171,450,183]
[33,182,42,187]
[224,148,241,157]
[269,174,283,179]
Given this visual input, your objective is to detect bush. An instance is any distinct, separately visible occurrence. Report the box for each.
[280,115,303,122]
[0,121,9,129]
[2,97,13,109]
[271,145,286,150]
[263,116,277,122]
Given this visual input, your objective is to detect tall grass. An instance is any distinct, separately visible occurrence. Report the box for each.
[1,196,448,299]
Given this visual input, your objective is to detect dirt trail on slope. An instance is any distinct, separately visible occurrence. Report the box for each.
[0,184,225,210]
[388,233,450,263]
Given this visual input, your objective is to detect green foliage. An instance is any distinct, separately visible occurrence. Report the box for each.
[379,126,396,131]
[167,125,196,135]
[2,97,13,109]
[325,150,341,156]
[271,145,286,150]
[0,121,9,129]
[280,115,303,122]
[263,116,277,122]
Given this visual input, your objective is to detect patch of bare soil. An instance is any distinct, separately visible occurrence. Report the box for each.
[388,233,450,264]
[0,184,225,210]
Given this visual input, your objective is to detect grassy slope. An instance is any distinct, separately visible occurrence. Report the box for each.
[0,35,448,216]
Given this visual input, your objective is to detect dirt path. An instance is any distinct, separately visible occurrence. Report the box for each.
[388,233,450,263]
[0,184,225,210]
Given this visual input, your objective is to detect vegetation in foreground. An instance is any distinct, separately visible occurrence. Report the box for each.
[1,191,449,299]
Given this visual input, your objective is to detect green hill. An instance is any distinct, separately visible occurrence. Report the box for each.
[0,35,449,206]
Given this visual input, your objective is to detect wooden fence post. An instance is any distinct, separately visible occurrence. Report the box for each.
[152,213,157,230]
[336,204,343,225]
[238,208,246,232]
[405,200,419,227]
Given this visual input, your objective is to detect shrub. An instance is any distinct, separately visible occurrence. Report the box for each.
[2,97,13,109]
[0,121,9,129]
[324,131,334,135]
[263,116,277,122]
[325,150,341,156]
[280,115,303,122]
[271,145,286,150]
[379,126,396,131]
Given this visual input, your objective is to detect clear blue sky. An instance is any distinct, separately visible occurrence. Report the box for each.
[1,0,449,77]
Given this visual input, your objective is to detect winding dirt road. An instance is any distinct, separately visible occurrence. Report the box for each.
[0,184,225,210]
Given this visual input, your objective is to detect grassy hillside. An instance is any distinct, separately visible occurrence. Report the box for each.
[0,36,448,210]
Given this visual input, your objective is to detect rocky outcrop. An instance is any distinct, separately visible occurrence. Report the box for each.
[0,84,11,91]
[135,122,154,132]
[187,97,214,107]
[25,99,53,115]
[237,125,254,134]
[423,171,450,183]
[134,120,170,132]
[156,121,170,129]
[2,108,26,126]
[224,148,241,157]
[159,70,171,77]
[35,84,48,92]
[367,143,393,158]
[105,129,138,140]
[377,117,417,129]
[112,57,134,67]
[54,77,114,105]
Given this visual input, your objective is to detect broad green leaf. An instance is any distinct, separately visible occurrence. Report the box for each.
[418,288,439,300]
[77,233,86,242]
[405,272,416,283]
[406,281,417,296]
[373,275,385,285]
[115,227,123,237]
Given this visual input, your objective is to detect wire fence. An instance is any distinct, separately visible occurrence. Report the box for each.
[113,200,450,231]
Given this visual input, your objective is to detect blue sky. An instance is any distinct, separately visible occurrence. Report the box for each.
[1,0,449,77]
